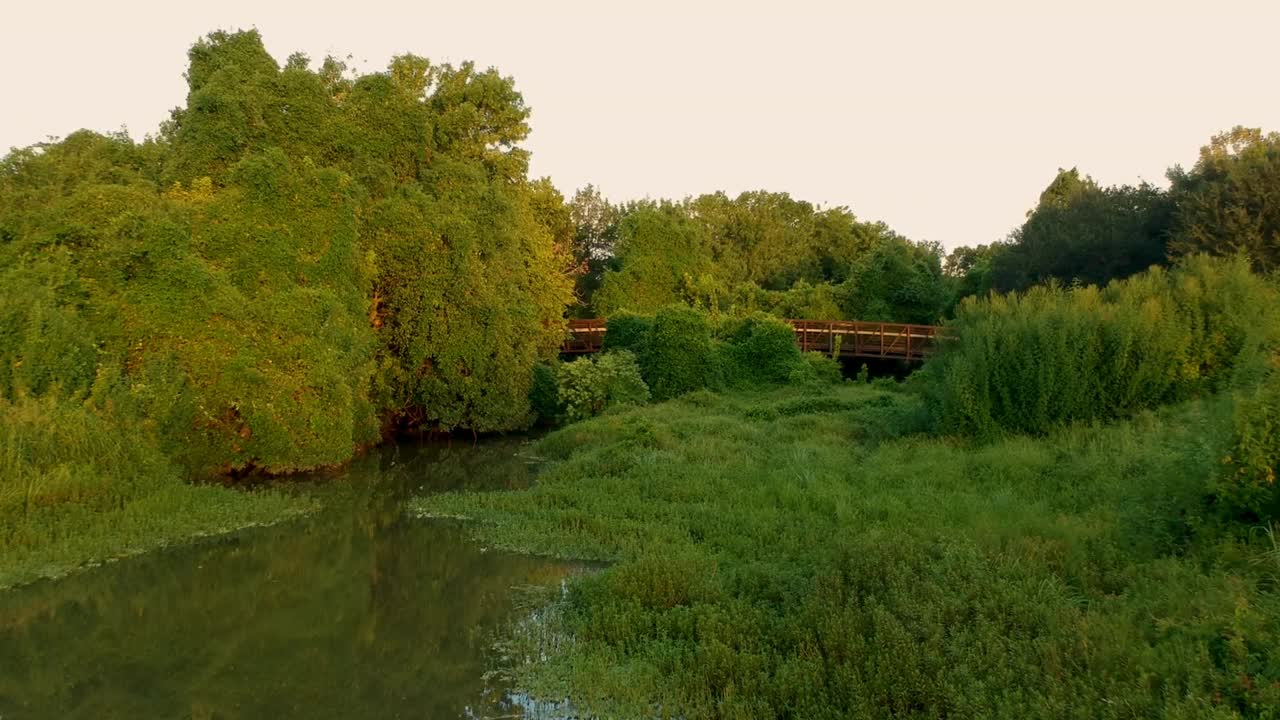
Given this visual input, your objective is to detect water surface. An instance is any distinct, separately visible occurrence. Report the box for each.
[0,438,572,719]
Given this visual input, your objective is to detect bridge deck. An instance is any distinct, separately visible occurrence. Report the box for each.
[563,318,942,361]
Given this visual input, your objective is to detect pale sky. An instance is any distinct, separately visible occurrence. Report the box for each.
[3,0,1277,249]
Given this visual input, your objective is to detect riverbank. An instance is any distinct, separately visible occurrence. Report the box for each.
[0,396,313,590]
[415,383,1280,718]
[0,481,312,592]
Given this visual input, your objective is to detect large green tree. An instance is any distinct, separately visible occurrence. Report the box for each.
[838,237,948,324]
[592,205,712,315]
[0,29,572,477]
[1168,126,1280,272]
[986,169,1173,293]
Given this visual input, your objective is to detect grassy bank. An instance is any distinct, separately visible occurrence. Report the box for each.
[415,383,1280,719]
[0,396,311,590]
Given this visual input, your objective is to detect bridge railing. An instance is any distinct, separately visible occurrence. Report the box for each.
[788,319,942,360]
[563,318,608,354]
[563,318,945,360]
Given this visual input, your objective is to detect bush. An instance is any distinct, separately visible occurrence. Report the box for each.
[529,362,563,424]
[557,351,650,423]
[928,255,1280,437]
[788,352,843,387]
[716,312,803,386]
[1217,368,1280,522]
[641,305,717,400]
[602,311,653,353]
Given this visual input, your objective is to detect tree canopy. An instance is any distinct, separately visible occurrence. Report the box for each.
[0,29,571,476]
[3,27,1278,479]
[1168,126,1280,272]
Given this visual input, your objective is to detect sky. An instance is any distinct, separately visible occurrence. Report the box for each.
[3,0,1277,250]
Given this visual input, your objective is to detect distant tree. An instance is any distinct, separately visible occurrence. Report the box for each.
[814,213,899,284]
[1168,126,1280,272]
[987,169,1173,293]
[593,206,711,315]
[944,243,1008,308]
[689,191,818,290]
[838,238,948,324]
[567,184,622,311]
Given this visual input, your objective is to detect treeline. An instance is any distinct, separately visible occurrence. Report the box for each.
[1,30,572,480]
[3,26,1279,486]
[569,126,1280,323]
[947,127,1280,299]
[567,187,948,323]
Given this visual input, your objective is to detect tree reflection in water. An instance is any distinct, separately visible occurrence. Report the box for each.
[0,437,576,719]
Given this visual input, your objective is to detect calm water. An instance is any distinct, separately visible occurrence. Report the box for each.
[0,438,576,719]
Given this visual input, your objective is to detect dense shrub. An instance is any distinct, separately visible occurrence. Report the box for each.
[528,362,563,424]
[788,351,844,387]
[556,351,650,422]
[641,305,717,400]
[929,255,1280,437]
[1218,368,1280,523]
[0,31,573,477]
[601,311,652,353]
[716,312,803,386]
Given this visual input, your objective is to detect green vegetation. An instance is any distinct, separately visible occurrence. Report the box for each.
[1219,368,1280,523]
[418,379,1279,718]
[945,127,1280,302]
[0,395,309,589]
[554,351,650,423]
[1,30,570,474]
[569,189,946,322]
[641,305,720,400]
[716,312,805,386]
[0,29,570,584]
[5,23,1280,719]
[1169,127,1280,273]
[929,255,1280,437]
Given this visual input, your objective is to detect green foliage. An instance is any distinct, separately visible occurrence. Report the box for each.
[715,312,803,387]
[0,256,99,400]
[528,362,563,424]
[1217,368,1280,522]
[419,385,1278,718]
[773,279,844,319]
[556,351,650,423]
[1169,127,1280,273]
[929,256,1280,437]
[838,237,948,324]
[988,169,1174,294]
[944,242,1006,307]
[593,206,711,316]
[587,189,911,323]
[601,310,652,353]
[789,352,844,387]
[567,184,622,313]
[365,161,570,434]
[0,393,306,589]
[0,29,572,479]
[640,305,717,400]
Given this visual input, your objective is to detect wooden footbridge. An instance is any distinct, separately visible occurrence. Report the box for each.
[563,318,944,361]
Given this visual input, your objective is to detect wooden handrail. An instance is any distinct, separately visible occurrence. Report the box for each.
[562,317,945,360]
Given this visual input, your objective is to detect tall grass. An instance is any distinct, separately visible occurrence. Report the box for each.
[0,395,308,589]
[1218,366,1280,523]
[417,384,1280,719]
[929,255,1280,437]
